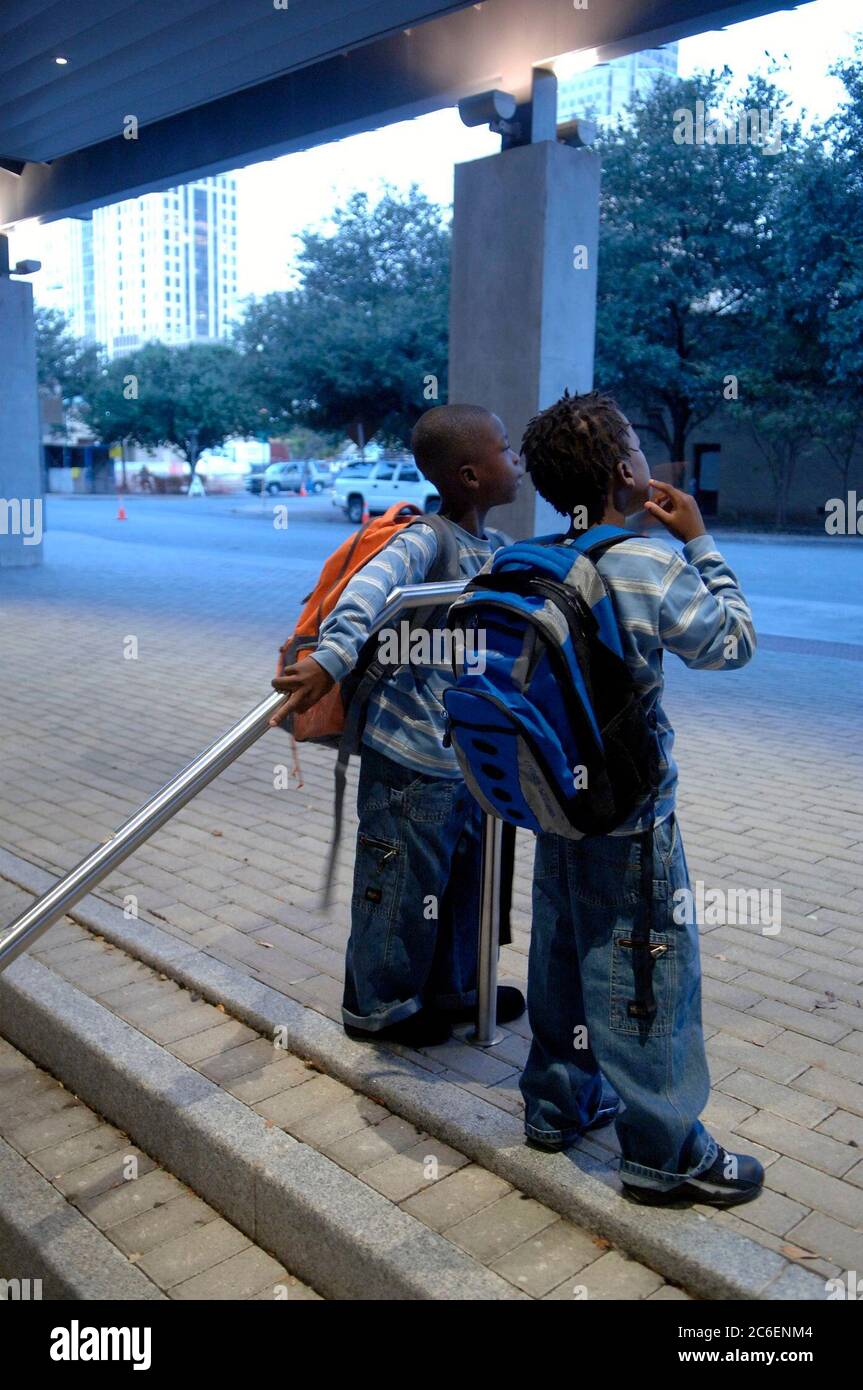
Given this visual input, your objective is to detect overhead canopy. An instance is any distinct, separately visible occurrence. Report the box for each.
[0,0,795,225]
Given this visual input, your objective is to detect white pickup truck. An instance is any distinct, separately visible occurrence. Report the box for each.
[332,460,440,523]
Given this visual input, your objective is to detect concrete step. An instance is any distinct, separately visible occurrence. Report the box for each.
[0,946,529,1301]
[0,889,694,1300]
[0,1039,319,1301]
[1,859,827,1299]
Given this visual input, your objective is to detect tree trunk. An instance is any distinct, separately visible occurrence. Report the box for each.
[773,447,797,529]
[670,402,690,471]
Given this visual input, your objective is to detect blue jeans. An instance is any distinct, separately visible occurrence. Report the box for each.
[521,814,719,1190]
[342,744,482,1031]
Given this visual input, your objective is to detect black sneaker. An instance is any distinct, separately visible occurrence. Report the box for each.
[344,1010,453,1048]
[622,1148,764,1208]
[440,986,526,1026]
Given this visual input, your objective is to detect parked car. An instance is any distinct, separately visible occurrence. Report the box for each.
[304,460,334,493]
[246,460,334,495]
[332,459,440,524]
[259,462,304,495]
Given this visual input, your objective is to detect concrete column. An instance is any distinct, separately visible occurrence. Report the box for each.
[449,139,600,539]
[0,275,43,568]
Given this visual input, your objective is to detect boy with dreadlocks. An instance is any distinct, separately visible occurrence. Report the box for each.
[518,389,763,1207]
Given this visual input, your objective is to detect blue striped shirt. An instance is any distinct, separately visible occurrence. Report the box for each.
[311,521,509,776]
[580,532,756,833]
[311,526,755,817]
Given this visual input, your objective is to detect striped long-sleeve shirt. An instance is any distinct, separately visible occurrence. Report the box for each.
[580,532,756,833]
[310,520,509,776]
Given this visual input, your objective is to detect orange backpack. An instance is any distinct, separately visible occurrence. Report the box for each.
[277,502,459,745]
[277,502,461,906]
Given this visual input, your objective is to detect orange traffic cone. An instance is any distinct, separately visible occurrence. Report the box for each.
[299,483,308,498]
[116,502,127,521]
[361,502,370,524]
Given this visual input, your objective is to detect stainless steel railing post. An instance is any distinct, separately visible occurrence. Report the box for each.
[467,813,504,1048]
[0,576,502,1045]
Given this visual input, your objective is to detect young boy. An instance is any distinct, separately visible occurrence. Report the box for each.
[519,389,763,1207]
[271,405,525,1047]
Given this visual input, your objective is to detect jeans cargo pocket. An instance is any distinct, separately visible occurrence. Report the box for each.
[403,776,457,825]
[609,925,676,1036]
[352,832,402,921]
[569,834,642,908]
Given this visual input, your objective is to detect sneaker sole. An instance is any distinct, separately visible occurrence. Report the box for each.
[622,1178,763,1208]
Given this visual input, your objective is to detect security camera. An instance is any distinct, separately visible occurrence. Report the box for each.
[557,118,597,148]
[14,259,41,275]
[458,89,520,139]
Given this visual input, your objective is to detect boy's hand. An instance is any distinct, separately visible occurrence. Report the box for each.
[644,480,707,544]
[269,659,335,726]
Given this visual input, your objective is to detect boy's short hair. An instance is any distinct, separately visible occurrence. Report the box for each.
[521,389,630,522]
[411,404,494,485]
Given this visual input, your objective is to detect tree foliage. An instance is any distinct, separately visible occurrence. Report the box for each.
[594,55,863,522]
[236,187,450,444]
[594,68,800,464]
[34,307,101,403]
[85,341,255,471]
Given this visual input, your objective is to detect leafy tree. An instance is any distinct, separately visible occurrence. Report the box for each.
[85,341,255,476]
[34,306,101,404]
[813,399,863,502]
[237,187,450,444]
[823,38,863,385]
[735,383,821,529]
[732,50,863,523]
[594,68,800,463]
[278,426,341,459]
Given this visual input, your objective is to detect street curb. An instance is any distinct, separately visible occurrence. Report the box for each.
[0,851,828,1301]
[0,950,523,1302]
[0,1136,165,1301]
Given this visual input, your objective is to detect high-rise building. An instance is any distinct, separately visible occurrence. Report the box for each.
[17,172,239,357]
[558,45,679,126]
[28,216,96,342]
[93,174,239,357]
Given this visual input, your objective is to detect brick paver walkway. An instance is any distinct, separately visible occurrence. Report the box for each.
[1,889,684,1300]
[1,502,862,1283]
[0,1037,319,1300]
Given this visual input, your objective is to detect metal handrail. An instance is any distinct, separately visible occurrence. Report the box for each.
[0,579,503,1045]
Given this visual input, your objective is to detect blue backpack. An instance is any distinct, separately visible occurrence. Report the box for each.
[442,526,660,840]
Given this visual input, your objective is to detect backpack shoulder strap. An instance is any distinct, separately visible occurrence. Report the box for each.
[408,512,462,582]
[573,525,636,563]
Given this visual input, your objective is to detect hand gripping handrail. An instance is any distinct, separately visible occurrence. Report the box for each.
[0,579,504,1046]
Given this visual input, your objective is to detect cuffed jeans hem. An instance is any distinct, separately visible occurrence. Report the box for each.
[341,995,422,1033]
[619,1135,719,1190]
[524,1121,583,1148]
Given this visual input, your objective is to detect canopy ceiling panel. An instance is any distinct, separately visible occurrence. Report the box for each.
[0,0,798,225]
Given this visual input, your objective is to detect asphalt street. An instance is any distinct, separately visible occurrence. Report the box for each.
[29,493,863,654]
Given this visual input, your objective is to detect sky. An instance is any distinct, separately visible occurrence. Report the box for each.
[234,0,860,299]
